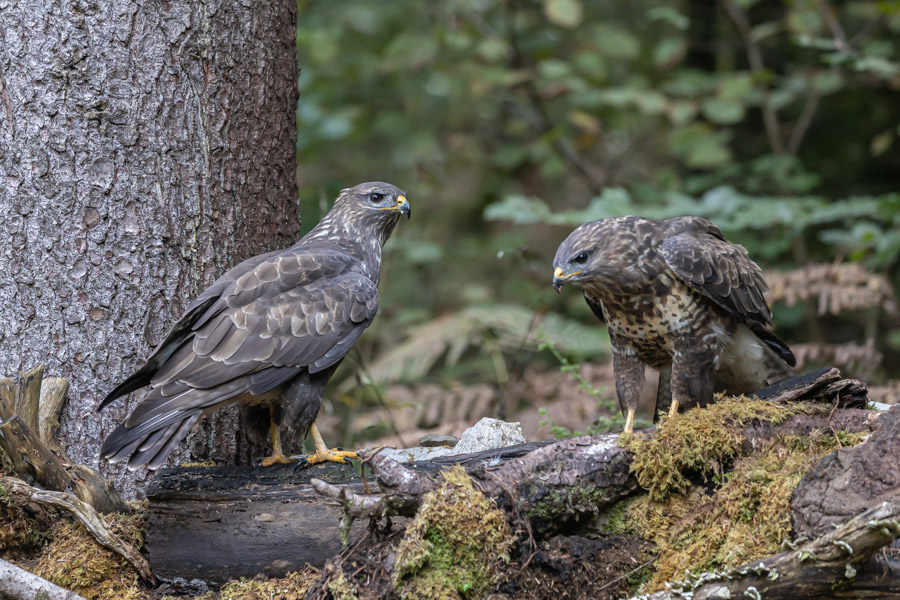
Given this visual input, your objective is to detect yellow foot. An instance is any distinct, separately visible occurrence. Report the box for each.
[668,399,680,418]
[303,447,359,466]
[259,454,297,467]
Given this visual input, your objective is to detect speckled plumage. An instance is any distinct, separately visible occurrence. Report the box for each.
[553,216,795,431]
[99,182,410,469]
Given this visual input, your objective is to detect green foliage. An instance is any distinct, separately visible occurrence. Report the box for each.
[296,0,900,389]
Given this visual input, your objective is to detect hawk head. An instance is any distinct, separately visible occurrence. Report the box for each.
[334,181,409,220]
[551,219,620,293]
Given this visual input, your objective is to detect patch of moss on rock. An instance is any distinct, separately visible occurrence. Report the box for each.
[625,427,865,592]
[622,395,821,501]
[392,465,514,599]
[33,513,146,600]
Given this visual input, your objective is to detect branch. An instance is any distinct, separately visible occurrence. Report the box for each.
[816,0,857,56]
[788,87,821,156]
[637,500,900,599]
[720,0,784,155]
[0,477,153,581]
[0,558,87,600]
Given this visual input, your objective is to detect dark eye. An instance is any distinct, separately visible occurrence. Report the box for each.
[573,252,589,264]
[368,193,384,203]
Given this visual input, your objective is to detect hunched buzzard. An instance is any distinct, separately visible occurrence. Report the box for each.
[552,216,795,434]
[99,182,410,469]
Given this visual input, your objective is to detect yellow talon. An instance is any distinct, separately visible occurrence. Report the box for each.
[259,405,295,467]
[302,422,358,466]
[304,447,359,466]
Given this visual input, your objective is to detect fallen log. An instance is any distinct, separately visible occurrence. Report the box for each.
[146,369,878,588]
[634,500,900,600]
[0,557,87,600]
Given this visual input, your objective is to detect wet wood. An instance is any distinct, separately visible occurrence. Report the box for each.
[146,462,368,584]
[752,366,867,408]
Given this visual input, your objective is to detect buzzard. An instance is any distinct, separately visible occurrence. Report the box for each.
[552,216,795,434]
[99,182,410,469]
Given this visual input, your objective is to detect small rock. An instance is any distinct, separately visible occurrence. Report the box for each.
[418,434,459,448]
[452,418,525,455]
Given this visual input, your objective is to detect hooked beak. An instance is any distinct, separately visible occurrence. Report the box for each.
[552,266,581,293]
[397,195,411,219]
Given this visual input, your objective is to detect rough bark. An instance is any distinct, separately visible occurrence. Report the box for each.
[0,0,299,497]
[792,404,900,537]
[0,557,88,600]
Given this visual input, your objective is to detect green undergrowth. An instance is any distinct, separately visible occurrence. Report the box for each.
[393,465,514,599]
[613,397,867,592]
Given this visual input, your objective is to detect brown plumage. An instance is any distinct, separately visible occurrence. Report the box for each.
[99,182,410,469]
[552,216,795,433]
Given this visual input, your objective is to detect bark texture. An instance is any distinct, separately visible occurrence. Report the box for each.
[792,404,900,536]
[0,0,299,497]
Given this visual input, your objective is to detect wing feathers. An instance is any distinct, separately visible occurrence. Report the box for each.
[101,242,381,469]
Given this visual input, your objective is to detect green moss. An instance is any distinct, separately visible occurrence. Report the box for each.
[526,482,621,524]
[393,466,514,599]
[595,497,638,535]
[624,426,864,592]
[622,395,820,501]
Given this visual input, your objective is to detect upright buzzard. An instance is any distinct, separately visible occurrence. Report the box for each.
[552,216,795,434]
[99,182,410,469]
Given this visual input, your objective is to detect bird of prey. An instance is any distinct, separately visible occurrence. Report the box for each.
[552,216,795,434]
[98,182,411,470]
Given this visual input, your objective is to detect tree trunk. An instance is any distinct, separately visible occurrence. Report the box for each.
[0,0,299,497]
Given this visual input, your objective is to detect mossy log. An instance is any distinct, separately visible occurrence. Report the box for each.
[0,557,88,600]
[633,500,900,600]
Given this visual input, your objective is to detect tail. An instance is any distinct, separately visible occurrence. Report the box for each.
[100,378,249,470]
[750,323,796,368]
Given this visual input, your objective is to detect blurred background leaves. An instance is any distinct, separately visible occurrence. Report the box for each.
[295,0,900,444]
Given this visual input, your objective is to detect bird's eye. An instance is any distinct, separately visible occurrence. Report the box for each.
[573,252,589,264]
[368,193,384,203]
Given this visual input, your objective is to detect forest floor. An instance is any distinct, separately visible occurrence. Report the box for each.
[2,362,899,600]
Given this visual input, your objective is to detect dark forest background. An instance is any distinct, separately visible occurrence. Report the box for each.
[294,0,900,446]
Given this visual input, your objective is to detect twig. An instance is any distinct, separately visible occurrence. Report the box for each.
[720,0,784,155]
[0,477,153,581]
[788,88,821,156]
[816,0,856,55]
[594,556,657,593]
